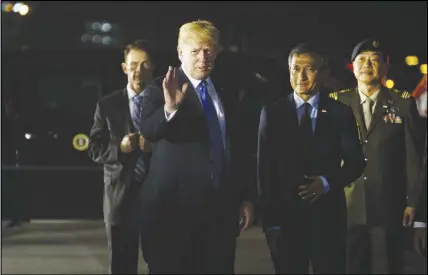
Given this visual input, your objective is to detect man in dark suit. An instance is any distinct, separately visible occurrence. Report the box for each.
[329,38,425,273]
[257,43,365,274]
[88,39,158,274]
[138,19,254,274]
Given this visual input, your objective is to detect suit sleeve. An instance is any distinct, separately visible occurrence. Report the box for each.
[139,86,184,142]
[404,99,426,208]
[326,105,366,191]
[88,101,123,165]
[257,107,281,231]
[415,147,427,222]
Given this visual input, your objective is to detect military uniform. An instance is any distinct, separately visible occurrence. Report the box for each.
[329,38,426,274]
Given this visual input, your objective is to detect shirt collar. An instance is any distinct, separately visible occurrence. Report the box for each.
[358,89,380,104]
[127,84,141,100]
[181,66,212,89]
[127,83,153,101]
[293,91,320,110]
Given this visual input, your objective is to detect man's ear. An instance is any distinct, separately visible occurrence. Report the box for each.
[177,46,183,62]
[121,62,127,74]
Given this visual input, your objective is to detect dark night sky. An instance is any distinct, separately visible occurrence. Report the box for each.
[4,1,426,88]
[19,1,426,59]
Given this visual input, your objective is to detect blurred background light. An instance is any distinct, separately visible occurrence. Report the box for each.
[420,64,427,75]
[100,22,112,33]
[405,56,419,66]
[385,79,395,89]
[91,22,101,31]
[92,34,102,44]
[12,2,22,13]
[2,2,14,12]
[18,3,29,16]
[101,36,112,45]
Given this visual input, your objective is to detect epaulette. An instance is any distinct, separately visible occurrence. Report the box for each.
[329,92,338,100]
[392,88,412,99]
[329,88,353,100]
[401,91,412,99]
[339,88,353,93]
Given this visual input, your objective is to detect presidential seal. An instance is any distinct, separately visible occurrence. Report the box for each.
[72,133,89,151]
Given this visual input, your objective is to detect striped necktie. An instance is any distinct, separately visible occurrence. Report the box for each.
[131,96,147,182]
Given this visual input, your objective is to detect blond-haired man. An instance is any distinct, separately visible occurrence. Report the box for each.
[138,20,254,273]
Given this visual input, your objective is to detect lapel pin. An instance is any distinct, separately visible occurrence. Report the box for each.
[321,108,327,113]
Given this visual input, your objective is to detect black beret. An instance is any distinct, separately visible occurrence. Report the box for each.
[351,38,386,62]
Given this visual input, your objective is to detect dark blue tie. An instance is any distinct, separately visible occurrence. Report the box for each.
[198,80,226,188]
[300,102,314,174]
[131,96,146,183]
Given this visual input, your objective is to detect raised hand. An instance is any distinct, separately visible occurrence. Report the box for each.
[163,66,189,113]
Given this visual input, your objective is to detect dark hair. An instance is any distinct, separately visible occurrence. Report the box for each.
[287,42,329,71]
[124,39,155,63]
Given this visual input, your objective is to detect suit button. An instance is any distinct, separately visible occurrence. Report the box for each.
[364,140,368,143]
[364,176,368,180]
[364,158,368,162]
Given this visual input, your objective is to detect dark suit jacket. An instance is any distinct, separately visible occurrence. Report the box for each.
[257,90,365,233]
[88,88,152,225]
[415,132,427,223]
[139,68,251,235]
[334,87,425,226]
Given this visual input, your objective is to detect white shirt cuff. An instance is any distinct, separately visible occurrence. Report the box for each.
[164,106,178,121]
[320,176,330,194]
[414,222,427,228]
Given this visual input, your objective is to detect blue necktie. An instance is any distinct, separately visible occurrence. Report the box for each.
[131,96,146,183]
[198,80,226,188]
[300,102,314,174]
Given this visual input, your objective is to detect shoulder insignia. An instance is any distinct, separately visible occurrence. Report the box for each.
[401,91,412,99]
[339,88,353,93]
[329,92,338,100]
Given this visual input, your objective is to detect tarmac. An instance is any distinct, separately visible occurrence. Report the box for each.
[1,220,426,274]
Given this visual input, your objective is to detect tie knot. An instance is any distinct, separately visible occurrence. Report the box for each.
[199,80,208,89]
[303,102,311,114]
[363,97,373,105]
[132,95,143,104]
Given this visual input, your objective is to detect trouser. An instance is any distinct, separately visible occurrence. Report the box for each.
[347,225,404,274]
[143,186,239,274]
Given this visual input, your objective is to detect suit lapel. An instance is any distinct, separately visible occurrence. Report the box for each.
[210,73,228,118]
[367,87,390,137]
[286,93,299,129]
[349,89,368,139]
[118,88,132,134]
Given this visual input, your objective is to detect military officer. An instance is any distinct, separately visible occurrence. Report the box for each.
[329,38,425,274]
